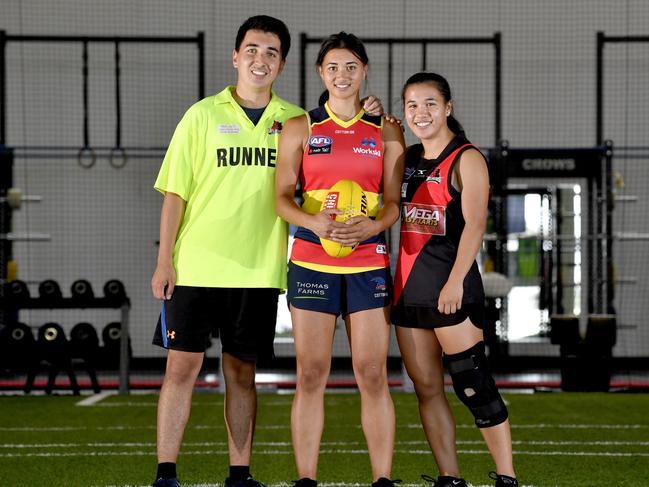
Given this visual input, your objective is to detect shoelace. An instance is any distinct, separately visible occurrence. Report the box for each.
[375,479,402,486]
[488,472,517,485]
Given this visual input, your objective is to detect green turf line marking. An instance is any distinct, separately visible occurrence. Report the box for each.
[76,391,117,406]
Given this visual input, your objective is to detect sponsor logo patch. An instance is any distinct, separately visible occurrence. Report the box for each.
[268,120,283,135]
[362,137,377,148]
[295,281,330,297]
[166,330,176,340]
[426,168,442,184]
[376,244,387,254]
[404,167,416,179]
[308,135,333,155]
[371,277,389,298]
[401,202,446,235]
[219,124,240,134]
[352,138,381,158]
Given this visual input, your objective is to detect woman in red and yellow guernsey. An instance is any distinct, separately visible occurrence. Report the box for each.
[394,72,517,487]
[276,33,405,487]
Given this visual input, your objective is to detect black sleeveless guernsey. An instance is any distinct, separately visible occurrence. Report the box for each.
[393,135,486,313]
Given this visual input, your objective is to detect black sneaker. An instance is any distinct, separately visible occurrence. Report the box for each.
[293,479,317,487]
[152,478,180,487]
[224,476,267,487]
[421,474,468,487]
[489,472,518,487]
[371,478,401,487]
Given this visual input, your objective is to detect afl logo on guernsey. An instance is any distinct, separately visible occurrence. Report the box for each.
[308,135,332,155]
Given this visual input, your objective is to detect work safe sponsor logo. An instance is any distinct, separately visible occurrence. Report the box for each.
[352,138,381,158]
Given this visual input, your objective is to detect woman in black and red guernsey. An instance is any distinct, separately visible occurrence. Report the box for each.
[392,72,517,487]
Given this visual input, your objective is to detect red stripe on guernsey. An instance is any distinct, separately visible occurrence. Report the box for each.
[291,239,389,269]
[393,145,470,304]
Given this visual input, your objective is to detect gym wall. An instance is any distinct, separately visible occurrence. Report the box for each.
[1,0,647,359]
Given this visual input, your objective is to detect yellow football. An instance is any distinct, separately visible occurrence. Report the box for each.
[319,179,368,258]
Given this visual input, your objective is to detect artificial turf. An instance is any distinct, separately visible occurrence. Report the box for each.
[0,391,648,486]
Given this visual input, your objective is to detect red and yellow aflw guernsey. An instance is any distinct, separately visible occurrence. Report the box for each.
[290,103,390,274]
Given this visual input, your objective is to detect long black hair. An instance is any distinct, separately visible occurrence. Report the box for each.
[315,32,369,67]
[401,72,465,136]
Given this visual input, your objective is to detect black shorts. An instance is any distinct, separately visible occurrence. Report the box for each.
[152,286,279,362]
[391,302,485,330]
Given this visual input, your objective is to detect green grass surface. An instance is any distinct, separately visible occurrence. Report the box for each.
[0,391,648,486]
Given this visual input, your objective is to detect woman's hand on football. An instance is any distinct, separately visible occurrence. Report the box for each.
[330,216,379,246]
[309,209,347,239]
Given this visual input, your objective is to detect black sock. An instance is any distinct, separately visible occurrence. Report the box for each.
[156,462,177,479]
[229,465,250,482]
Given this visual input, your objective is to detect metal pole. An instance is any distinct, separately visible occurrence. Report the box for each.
[387,42,393,111]
[197,31,205,99]
[114,41,121,148]
[300,33,307,109]
[1,30,7,145]
[596,32,604,145]
[494,32,502,145]
[118,302,130,394]
[604,141,614,313]
[82,40,89,148]
[421,41,427,71]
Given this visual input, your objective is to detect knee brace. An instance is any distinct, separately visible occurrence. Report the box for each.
[443,341,508,428]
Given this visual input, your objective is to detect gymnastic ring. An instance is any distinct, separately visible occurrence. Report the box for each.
[77,147,97,169]
[109,147,128,169]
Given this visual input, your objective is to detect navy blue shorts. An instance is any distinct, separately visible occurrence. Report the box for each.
[287,261,391,316]
[152,286,279,362]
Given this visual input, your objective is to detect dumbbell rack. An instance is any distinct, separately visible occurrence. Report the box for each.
[1,296,131,394]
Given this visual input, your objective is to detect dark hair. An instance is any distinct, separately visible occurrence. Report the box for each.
[235,15,291,60]
[318,90,329,106]
[315,32,369,67]
[401,72,465,136]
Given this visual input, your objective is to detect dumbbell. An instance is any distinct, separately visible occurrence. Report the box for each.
[37,322,69,362]
[102,321,122,348]
[585,314,617,352]
[4,280,31,303]
[102,322,131,368]
[550,315,581,347]
[0,322,36,367]
[103,279,126,303]
[70,279,94,303]
[38,279,63,303]
[70,322,99,358]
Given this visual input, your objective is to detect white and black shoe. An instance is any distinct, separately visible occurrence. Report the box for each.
[421,474,468,487]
